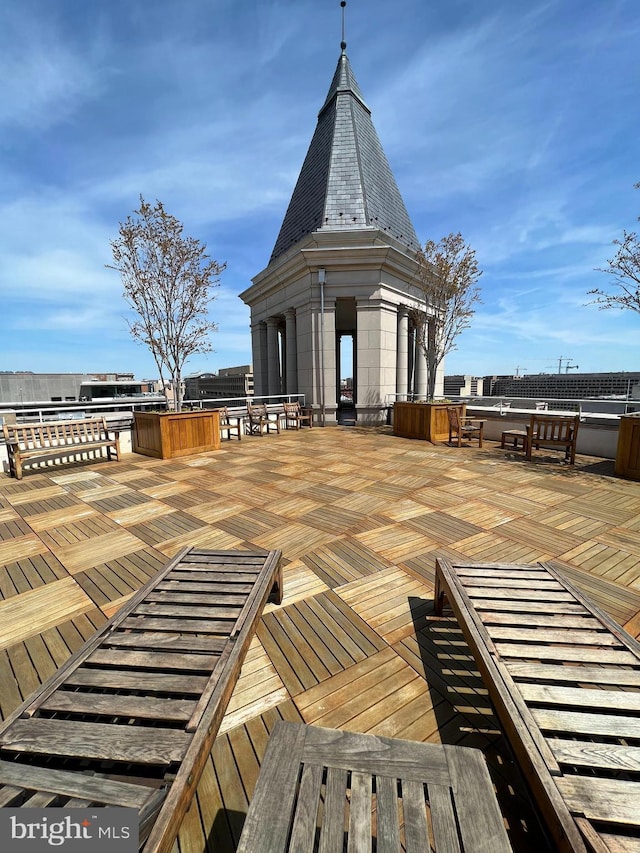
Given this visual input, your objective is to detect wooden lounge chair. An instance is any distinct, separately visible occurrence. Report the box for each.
[447,405,485,447]
[434,556,640,853]
[246,402,280,436]
[282,400,312,429]
[237,721,512,852]
[0,547,282,853]
[526,413,580,464]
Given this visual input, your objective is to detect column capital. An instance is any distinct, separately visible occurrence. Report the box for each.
[284,307,296,320]
[266,316,280,328]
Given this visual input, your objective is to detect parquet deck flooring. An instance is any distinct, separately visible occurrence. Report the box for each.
[1,426,640,852]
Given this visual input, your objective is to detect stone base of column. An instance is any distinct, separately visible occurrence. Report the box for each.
[355,403,389,425]
[308,404,338,426]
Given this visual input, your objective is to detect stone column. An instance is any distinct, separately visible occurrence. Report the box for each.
[251,321,268,398]
[266,317,281,398]
[355,299,398,424]
[284,309,298,395]
[396,305,409,400]
[415,337,427,400]
[314,299,337,424]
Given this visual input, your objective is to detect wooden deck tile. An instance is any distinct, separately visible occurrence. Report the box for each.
[262,559,329,610]
[49,530,146,574]
[215,508,289,540]
[302,537,392,588]
[523,507,609,538]
[4,484,67,505]
[496,516,584,556]
[126,510,208,547]
[354,523,438,563]
[297,504,380,534]
[508,485,572,506]
[258,590,385,696]
[105,499,175,526]
[155,526,245,558]
[0,535,49,566]
[331,491,393,515]
[0,577,93,650]
[411,487,466,510]
[0,517,33,539]
[336,566,433,644]
[13,493,82,518]
[23,504,99,531]
[406,510,484,545]
[561,492,640,525]
[219,637,288,735]
[559,540,640,586]
[0,553,68,600]
[453,531,550,564]
[188,499,252,524]
[254,521,335,560]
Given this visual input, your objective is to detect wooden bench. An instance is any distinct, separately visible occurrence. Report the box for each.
[434,556,640,853]
[0,547,282,853]
[237,721,512,852]
[526,413,580,464]
[3,417,121,479]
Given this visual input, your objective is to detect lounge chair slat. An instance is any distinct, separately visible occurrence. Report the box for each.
[548,739,640,773]
[520,683,640,713]
[66,668,208,693]
[1,718,191,764]
[0,759,154,807]
[488,626,621,646]
[87,648,218,670]
[508,663,640,686]
[40,690,196,722]
[556,777,640,826]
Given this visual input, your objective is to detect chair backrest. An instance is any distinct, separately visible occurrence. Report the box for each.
[218,406,230,423]
[529,414,579,443]
[283,401,300,415]
[248,402,268,418]
[447,406,462,431]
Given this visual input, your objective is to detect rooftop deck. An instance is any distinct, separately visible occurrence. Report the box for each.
[1,427,639,851]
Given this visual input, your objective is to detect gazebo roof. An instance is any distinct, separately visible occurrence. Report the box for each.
[269,50,419,263]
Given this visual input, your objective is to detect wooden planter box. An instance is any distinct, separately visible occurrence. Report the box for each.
[133,410,221,459]
[393,401,466,443]
[615,412,640,480]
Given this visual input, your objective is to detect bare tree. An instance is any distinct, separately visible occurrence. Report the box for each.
[409,232,482,400]
[588,183,640,314]
[108,197,226,411]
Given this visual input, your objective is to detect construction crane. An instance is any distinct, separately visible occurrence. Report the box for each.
[548,357,580,374]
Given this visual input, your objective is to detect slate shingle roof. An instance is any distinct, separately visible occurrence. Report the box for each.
[269,52,419,263]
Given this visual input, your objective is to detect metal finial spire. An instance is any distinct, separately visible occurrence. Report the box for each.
[340,1,347,52]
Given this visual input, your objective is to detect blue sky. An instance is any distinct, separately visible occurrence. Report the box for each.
[1,0,638,381]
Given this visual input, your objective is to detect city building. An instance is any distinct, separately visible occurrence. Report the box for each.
[240,42,441,424]
[485,371,640,400]
[0,372,152,404]
[444,375,485,397]
[184,366,254,402]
